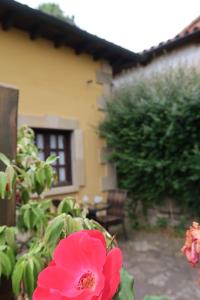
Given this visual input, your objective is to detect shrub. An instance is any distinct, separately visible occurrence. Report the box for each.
[0,126,134,299]
[156,217,168,229]
[99,68,200,215]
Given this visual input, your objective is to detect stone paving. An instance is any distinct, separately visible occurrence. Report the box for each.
[119,230,200,300]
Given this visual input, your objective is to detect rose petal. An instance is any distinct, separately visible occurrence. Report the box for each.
[54,230,106,273]
[38,266,81,297]
[104,248,122,275]
[102,248,122,299]
[48,260,56,267]
[85,230,106,249]
[33,287,62,300]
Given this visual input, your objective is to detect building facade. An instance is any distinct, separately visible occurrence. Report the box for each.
[0,0,138,202]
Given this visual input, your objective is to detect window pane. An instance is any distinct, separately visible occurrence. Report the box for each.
[59,168,66,182]
[58,151,65,164]
[39,151,45,161]
[36,134,44,149]
[58,135,64,149]
[50,135,57,149]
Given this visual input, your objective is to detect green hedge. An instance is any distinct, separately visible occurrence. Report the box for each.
[99,68,200,214]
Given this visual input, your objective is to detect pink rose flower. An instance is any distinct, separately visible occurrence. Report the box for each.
[33,230,122,300]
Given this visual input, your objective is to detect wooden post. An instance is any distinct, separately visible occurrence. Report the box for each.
[0,84,18,226]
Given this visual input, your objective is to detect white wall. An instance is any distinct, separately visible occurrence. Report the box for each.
[114,44,200,90]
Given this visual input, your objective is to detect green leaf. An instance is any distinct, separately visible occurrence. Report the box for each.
[5,165,16,193]
[58,198,74,214]
[0,226,6,235]
[0,153,11,167]
[83,218,93,229]
[44,165,53,187]
[114,268,134,300]
[0,245,7,251]
[24,259,35,297]
[6,246,16,269]
[21,188,30,203]
[66,215,84,234]
[23,208,32,230]
[46,154,58,165]
[39,199,51,212]
[0,171,7,199]
[35,168,45,186]
[44,214,65,248]
[12,260,26,296]
[5,227,16,250]
[32,255,44,278]
[0,251,12,277]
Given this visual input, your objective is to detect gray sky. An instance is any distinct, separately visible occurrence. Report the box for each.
[18,0,200,52]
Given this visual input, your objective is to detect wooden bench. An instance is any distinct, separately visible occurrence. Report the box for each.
[95,189,128,240]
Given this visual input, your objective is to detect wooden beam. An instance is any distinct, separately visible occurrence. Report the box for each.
[93,48,106,61]
[112,59,138,75]
[107,54,122,65]
[29,25,41,40]
[0,84,18,226]
[1,14,14,31]
[53,35,66,48]
[74,40,91,55]
[110,57,125,66]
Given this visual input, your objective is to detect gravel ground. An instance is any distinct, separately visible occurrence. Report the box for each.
[118,229,200,300]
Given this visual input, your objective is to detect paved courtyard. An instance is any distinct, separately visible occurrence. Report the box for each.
[119,230,200,300]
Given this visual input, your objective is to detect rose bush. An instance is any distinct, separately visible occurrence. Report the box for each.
[33,230,122,300]
[0,126,134,299]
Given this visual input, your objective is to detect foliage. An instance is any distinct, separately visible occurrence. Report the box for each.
[114,268,135,300]
[17,199,52,232]
[0,226,16,278]
[1,197,132,299]
[57,196,86,217]
[0,125,56,203]
[13,198,93,297]
[174,217,188,237]
[99,68,200,215]
[156,217,168,229]
[0,125,134,299]
[38,2,75,24]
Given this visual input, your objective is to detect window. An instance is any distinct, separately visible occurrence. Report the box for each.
[34,129,72,186]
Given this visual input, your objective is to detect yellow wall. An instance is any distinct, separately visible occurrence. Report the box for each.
[0,28,107,202]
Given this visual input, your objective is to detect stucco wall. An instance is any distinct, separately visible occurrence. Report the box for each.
[0,27,116,202]
[115,44,200,89]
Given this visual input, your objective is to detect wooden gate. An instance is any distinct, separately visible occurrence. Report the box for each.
[0,84,18,226]
[0,84,18,299]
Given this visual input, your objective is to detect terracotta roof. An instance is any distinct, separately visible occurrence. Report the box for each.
[127,15,200,68]
[179,16,200,37]
[0,0,140,74]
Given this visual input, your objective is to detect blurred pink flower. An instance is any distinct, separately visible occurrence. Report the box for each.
[182,222,200,266]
